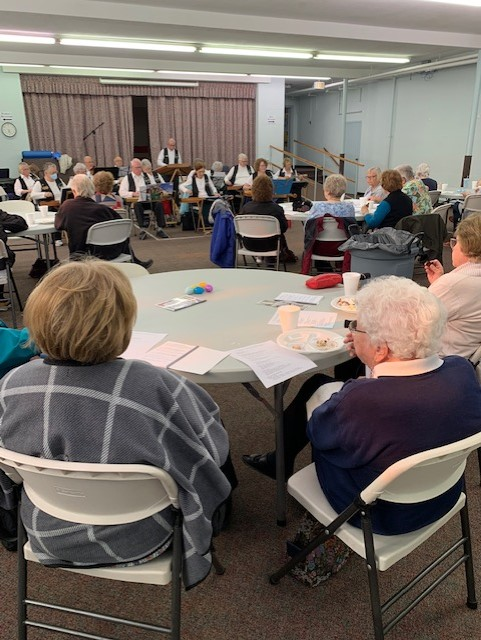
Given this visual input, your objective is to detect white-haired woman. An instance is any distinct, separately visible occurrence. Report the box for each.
[425,213,481,358]
[395,164,432,215]
[416,162,438,191]
[243,275,481,535]
[14,162,37,199]
[306,174,355,220]
[363,166,387,202]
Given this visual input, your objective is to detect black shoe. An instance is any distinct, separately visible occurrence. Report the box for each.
[242,452,277,479]
[156,229,169,239]
[137,258,153,270]
[1,538,17,552]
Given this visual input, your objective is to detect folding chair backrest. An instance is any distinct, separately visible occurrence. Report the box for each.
[432,203,452,226]
[315,216,348,242]
[429,190,441,206]
[0,447,178,526]
[360,432,481,506]
[0,200,35,215]
[463,194,481,215]
[234,214,280,239]
[86,219,132,247]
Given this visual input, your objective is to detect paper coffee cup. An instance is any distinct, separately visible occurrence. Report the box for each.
[278,305,301,333]
[39,205,48,215]
[441,183,448,192]
[473,181,478,191]
[359,197,368,207]
[368,201,377,213]
[342,272,361,297]
[26,212,36,226]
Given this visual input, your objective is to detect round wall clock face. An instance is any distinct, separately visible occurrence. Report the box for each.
[1,122,17,137]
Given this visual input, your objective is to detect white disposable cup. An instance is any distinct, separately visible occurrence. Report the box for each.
[473,181,478,191]
[26,212,36,226]
[39,205,48,215]
[278,305,301,333]
[441,183,448,192]
[368,201,377,213]
[342,272,361,297]
[359,197,368,207]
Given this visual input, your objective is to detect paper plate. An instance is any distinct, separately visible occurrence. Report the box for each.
[330,296,357,313]
[35,217,55,224]
[277,328,345,354]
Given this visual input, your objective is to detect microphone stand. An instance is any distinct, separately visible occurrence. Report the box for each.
[83,122,104,163]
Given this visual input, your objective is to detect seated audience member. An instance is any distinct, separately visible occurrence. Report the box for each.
[425,213,481,358]
[14,162,37,200]
[307,174,355,220]
[244,158,273,189]
[0,208,28,311]
[31,162,66,206]
[451,179,481,229]
[416,162,438,191]
[395,164,432,215]
[363,166,388,202]
[83,156,95,178]
[0,260,234,587]
[113,155,128,178]
[55,175,152,269]
[240,175,291,255]
[119,158,168,239]
[93,171,123,208]
[361,169,413,229]
[67,162,88,187]
[0,324,39,379]
[180,161,219,199]
[224,154,254,188]
[210,161,227,193]
[243,276,481,534]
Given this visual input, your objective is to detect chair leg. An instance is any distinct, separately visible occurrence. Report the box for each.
[460,501,478,609]
[9,268,23,312]
[477,448,481,486]
[171,509,182,640]
[361,512,385,640]
[17,509,27,640]
[211,544,226,575]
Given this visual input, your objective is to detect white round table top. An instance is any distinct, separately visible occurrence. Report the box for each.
[131,268,352,384]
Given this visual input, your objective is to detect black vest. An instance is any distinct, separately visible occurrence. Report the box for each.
[380,189,413,228]
[279,168,296,178]
[192,175,215,198]
[38,176,63,194]
[17,176,28,199]
[230,164,252,184]
[162,148,179,164]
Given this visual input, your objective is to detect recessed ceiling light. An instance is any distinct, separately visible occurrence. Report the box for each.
[315,54,410,64]
[1,63,46,68]
[60,38,196,53]
[251,74,331,80]
[0,34,55,45]
[157,70,248,76]
[50,65,155,73]
[99,79,198,87]
[200,47,312,59]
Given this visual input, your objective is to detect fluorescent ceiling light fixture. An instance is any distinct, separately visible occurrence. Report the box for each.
[1,63,46,68]
[416,0,481,5]
[157,70,248,76]
[60,38,196,53]
[324,81,344,88]
[0,34,55,45]
[251,74,331,80]
[99,79,198,87]
[51,65,154,72]
[315,54,410,64]
[200,47,312,59]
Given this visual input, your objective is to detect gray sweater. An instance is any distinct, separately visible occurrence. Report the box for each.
[0,358,231,588]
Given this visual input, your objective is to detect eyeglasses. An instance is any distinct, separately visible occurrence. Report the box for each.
[449,237,457,249]
[366,174,377,179]
[346,319,367,334]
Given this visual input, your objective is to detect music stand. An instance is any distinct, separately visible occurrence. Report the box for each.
[155,163,192,182]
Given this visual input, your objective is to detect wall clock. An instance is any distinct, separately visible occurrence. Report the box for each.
[1,122,17,137]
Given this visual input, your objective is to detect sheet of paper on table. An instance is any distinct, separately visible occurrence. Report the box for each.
[275,292,323,305]
[170,346,228,375]
[268,310,337,329]
[231,340,317,388]
[141,341,197,368]
[121,331,167,360]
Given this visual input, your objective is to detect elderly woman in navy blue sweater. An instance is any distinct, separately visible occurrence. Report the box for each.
[244,276,481,535]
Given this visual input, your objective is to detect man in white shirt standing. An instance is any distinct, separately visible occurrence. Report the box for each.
[119,158,168,238]
[156,138,182,168]
[14,163,36,199]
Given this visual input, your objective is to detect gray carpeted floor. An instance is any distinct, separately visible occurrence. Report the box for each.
[2,220,475,640]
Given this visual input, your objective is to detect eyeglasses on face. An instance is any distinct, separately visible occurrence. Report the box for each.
[344,319,367,334]
[449,237,457,249]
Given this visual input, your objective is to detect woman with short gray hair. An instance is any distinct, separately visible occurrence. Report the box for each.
[307,173,355,220]
[416,162,438,191]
